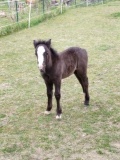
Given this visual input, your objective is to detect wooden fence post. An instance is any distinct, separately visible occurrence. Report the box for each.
[61,0,63,14]
[28,0,32,28]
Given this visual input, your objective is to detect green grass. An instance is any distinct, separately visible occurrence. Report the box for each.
[0,7,64,37]
[111,12,120,18]
[0,1,120,159]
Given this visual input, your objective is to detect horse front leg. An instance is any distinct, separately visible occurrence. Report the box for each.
[44,82,53,115]
[54,81,62,119]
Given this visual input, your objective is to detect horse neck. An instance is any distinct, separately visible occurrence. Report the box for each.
[50,47,59,61]
[46,47,59,72]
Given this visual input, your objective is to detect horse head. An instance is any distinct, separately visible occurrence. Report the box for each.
[33,39,52,73]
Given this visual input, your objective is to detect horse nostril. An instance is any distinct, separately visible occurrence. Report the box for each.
[40,69,44,72]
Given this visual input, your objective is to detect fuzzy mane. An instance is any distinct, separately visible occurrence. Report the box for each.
[34,40,48,46]
[50,47,59,59]
[34,39,59,58]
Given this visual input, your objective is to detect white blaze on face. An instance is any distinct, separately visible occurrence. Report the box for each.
[37,46,45,70]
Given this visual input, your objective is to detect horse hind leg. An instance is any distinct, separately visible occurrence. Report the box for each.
[74,71,90,106]
[82,76,90,106]
[74,71,85,93]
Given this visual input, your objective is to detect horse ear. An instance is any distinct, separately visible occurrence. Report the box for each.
[46,39,51,48]
[33,40,37,48]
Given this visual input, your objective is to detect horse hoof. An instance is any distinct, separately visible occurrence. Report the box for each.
[56,114,62,120]
[84,101,89,106]
[44,111,51,115]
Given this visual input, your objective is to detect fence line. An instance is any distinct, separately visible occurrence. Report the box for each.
[0,0,106,35]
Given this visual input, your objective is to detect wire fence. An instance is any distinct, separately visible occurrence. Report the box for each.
[0,0,105,33]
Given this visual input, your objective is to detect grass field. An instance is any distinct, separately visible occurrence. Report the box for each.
[0,1,120,159]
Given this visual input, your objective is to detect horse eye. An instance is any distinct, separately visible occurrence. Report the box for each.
[44,52,48,56]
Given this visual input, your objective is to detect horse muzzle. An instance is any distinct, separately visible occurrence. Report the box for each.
[38,66,45,73]
[40,68,45,73]
[38,62,46,72]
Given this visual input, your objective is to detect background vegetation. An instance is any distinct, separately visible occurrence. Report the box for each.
[0,0,120,159]
[0,0,110,37]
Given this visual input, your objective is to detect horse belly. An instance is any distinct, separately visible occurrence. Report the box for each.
[62,65,76,79]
